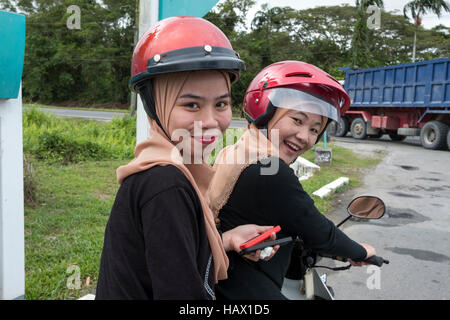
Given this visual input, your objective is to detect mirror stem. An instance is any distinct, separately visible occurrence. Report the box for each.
[336,215,352,228]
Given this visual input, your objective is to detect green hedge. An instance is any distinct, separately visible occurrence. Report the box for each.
[23,107,136,164]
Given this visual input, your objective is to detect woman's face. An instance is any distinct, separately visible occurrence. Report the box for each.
[168,70,232,160]
[270,110,324,164]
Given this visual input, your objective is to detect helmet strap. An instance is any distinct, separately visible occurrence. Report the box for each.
[315,118,333,145]
[252,102,277,130]
[136,81,171,140]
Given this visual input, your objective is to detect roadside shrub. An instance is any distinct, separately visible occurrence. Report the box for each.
[37,131,109,164]
[23,107,136,164]
[23,106,52,128]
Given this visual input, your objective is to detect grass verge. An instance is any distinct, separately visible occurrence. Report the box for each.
[25,159,127,300]
[300,142,384,213]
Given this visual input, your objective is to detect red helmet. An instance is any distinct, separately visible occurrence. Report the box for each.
[130,16,245,91]
[243,61,350,131]
[130,16,245,122]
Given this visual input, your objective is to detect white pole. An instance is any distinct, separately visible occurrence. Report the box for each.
[0,86,25,300]
[136,0,159,144]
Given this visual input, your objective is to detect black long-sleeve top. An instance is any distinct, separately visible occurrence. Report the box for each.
[96,165,215,300]
[216,157,366,300]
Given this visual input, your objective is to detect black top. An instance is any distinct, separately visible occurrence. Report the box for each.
[96,165,215,300]
[216,157,366,300]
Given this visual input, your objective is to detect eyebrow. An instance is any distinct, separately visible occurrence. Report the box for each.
[178,93,231,100]
[293,111,322,127]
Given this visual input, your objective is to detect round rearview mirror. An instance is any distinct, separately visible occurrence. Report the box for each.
[347,196,385,219]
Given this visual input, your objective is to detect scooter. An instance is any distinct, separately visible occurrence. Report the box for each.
[281,195,389,300]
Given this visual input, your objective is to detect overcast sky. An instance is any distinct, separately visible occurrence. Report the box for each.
[241,0,450,29]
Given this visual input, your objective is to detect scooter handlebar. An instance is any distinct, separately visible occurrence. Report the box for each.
[321,254,389,267]
[364,255,389,267]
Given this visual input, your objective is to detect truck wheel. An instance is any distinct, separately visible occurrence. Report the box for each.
[335,117,349,137]
[328,117,348,137]
[389,134,406,141]
[327,121,337,136]
[350,118,367,140]
[420,121,449,150]
[447,130,450,150]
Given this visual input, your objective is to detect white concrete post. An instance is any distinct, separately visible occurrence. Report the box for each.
[0,88,25,300]
[0,10,25,300]
[136,0,159,144]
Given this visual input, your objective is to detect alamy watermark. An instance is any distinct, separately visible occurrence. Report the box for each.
[366,265,381,290]
[367,5,381,30]
[66,265,81,290]
[67,5,81,30]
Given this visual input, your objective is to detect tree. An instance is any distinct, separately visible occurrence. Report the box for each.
[351,0,384,68]
[204,0,255,38]
[2,1,449,107]
[0,0,137,105]
[403,0,450,61]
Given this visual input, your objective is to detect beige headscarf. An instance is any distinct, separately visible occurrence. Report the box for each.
[117,71,230,283]
[208,108,289,218]
[208,107,328,218]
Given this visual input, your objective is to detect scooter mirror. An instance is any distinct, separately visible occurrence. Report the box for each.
[347,196,385,219]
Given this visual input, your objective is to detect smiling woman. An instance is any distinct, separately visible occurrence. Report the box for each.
[168,70,232,163]
[270,110,324,164]
[208,60,378,299]
[95,16,280,300]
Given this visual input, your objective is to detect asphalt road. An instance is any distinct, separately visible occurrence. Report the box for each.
[31,107,249,128]
[35,107,128,122]
[320,135,450,300]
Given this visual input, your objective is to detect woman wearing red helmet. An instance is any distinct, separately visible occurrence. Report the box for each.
[95,16,277,300]
[208,60,377,299]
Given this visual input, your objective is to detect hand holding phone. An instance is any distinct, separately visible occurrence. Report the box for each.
[240,236,293,255]
[238,225,293,255]
[239,225,281,251]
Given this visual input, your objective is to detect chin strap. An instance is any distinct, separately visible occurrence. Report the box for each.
[315,118,333,145]
[136,80,171,140]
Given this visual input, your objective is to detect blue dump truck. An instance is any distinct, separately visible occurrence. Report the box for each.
[330,57,450,150]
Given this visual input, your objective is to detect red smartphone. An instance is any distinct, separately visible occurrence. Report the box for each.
[240,237,293,254]
[239,225,281,251]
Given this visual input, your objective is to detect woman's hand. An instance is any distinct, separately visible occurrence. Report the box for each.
[348,243,376,267]
[222,225,280,262]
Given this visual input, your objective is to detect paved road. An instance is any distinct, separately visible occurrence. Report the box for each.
[34,107,127,122]
[230,119,247,128]
[30,107,249,128]
[320,135,450,299]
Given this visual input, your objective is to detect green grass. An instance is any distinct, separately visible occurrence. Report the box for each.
[23,122,384,299]
[25,159,127,300]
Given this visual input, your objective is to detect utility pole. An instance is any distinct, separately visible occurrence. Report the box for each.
[129,1,140,117]
[136,0,159,144]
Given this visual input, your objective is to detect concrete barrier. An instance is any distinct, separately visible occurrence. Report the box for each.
[290,156,320,181]
[312,177,349,198]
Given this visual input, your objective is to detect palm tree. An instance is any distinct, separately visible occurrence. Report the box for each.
[403,0,450,61]
[351,0,384,68]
